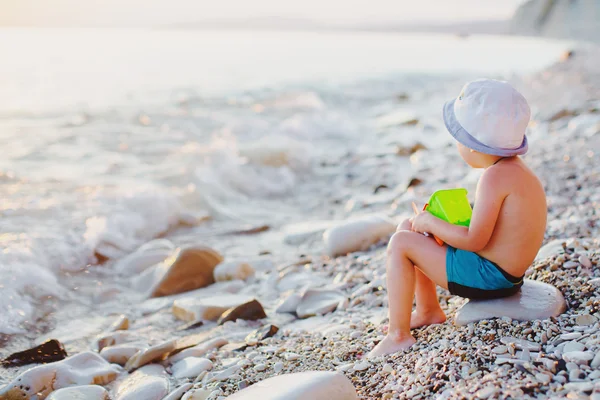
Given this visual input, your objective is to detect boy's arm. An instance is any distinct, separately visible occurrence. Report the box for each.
[414,169,508,252]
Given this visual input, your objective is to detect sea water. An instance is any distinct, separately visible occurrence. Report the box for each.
[0,28,568,335]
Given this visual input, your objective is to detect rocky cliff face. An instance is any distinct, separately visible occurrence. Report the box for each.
[511,0,600,43]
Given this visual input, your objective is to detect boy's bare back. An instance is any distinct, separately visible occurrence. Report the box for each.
[477,156,546,276]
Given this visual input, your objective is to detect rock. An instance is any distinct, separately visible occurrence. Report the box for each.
[171,357,213,379]
[245,325,279,345]
[168,338,228,364]
[591,352,600,369]
[113,364,168,400]
[254,363,268,372]
[214,261,255,282]
[47,385,109,400]
[535,240,565,261]
[212,365,241,381]
[492,346,508,355]
[273,362,284,373]
[226,371,359,400]
[454,280,566,326]
[476,386,497,399]
[563,351,594,365]
[181,389,212,400]
[579,255,593,269]
[2,339,67,367]
[535,373,551,385]
[276,293,303,314]
[217,299,267,325]
[500,337,541,352]
[107,315,130,331]
[0,352,121,400]
[134,247,223,298]
[114,247,172,276]
[125,332,211,371]
[163,383,193,400]
[100,343,146,366]
[172,294,254,322]
[323,215,396,257]
[282,221,334,246]
[564,341,585,353]
[296,289,346,318]
[95,331,138,351]
[561,332,582,341]
[177,320,204,331]
[353,361,370,371]
[576,314,597,326]
[396,142,426,156]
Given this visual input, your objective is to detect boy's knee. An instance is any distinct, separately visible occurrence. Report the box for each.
[397,218,413,231]
[387,231,411,255]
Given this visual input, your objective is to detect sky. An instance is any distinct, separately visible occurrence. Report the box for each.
[0,0,527,27]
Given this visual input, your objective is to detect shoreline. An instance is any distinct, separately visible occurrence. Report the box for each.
[2,44,600,399]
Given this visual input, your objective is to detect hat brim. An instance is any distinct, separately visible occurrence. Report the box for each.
[442,99,528,157]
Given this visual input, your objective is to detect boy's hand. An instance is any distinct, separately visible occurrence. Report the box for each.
[410,211,433,234]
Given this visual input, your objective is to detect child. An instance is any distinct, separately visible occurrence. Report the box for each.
[369,79,547,357]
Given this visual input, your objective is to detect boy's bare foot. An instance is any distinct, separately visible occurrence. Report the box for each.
[367,333,416,358]
[410,308,447,329]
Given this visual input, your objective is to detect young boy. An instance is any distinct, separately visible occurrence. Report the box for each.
[369,79,547,357]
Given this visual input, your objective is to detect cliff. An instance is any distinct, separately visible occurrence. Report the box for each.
[511,0,600,43]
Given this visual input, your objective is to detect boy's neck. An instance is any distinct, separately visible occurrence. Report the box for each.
[483,155,516,168]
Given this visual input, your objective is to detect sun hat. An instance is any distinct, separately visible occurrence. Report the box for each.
[442,79,530,156]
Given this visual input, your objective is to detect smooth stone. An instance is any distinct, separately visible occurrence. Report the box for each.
[217,300,267,325]
[561,332,583,341]
[47,385,109,400]
[500,337,541,352]
[134,247,223,298]
[535,373,552,385]
[323,214,396,257]
[212,365,241,381]
[276,293,303,314]
[535,239,565,261]
[114,248,172,276]
[273,362,284,373]
[214,261,255,282]
[125,332,211,371]
[282,221,335,246]
[564,341,586,353]
[100,342,147,366]
[173,294,254,322]
[353,361,370,371]
[168,338,228,363]
[114,364,168,400]
[163,383,193,400]
[107,315,130,331]
[95,331,138,351]
[254,364,268,372]
[591,352,600,369]
[454,280,566,326]
[563,351,594,365]
[576,314,598,326]
[181,389,212,400]
[579,255,593,269]
[226,371,359,400]
[245,325,279,345]
[296,289,346,319]
[171,357,213,379]
[492,346,508,354]
[0,352,121,400]
[476,386,497,399]
[564,382,594,392]
[2,339,67,367]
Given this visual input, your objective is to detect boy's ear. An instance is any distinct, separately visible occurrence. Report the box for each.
[470,149,475,153]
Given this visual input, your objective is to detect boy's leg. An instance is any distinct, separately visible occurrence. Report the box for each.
[396,219,447,328]
[368,230,448,357]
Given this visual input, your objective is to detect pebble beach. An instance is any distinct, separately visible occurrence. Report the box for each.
[2,38,600,400]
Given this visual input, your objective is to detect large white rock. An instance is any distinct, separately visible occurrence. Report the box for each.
[0,352,121,400]
[133,246,223,298]
[226,371,358,400]
[172,294,254,322]
[47,385,109,400]
[535,239,566,261]
[296,289,346,319]
[113,364,168,400]
[213,261,255,282]
[100,342,147,366]
[323,215,396,257]
[454,280,566,326]
[171,357,213,379]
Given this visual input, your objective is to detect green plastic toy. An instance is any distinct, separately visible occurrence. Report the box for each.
[426,188,472,227]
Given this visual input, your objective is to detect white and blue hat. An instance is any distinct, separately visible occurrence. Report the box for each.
[443,79,530,157]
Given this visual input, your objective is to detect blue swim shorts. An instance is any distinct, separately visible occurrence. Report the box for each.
[446,246,524,299]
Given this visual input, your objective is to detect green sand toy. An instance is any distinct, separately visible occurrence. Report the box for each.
[426,188,472,227]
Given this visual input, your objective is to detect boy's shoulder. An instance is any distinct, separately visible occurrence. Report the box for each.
[479,158,539,194]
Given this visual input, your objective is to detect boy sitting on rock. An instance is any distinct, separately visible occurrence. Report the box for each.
[369,79,547,357]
